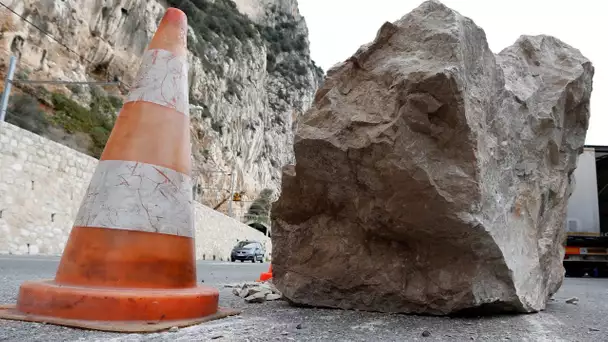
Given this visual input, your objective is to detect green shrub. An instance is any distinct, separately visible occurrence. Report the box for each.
[67,84,82,94]
[294,61,308,76]
[280,39,293,53]
[165,0,325,103]
[5,91,121,159]
[294,35,307,52]
[6,94,49,135]
[108,95,123,109]
[51,93,95,132]
[224,78,241,100]
[15,68,30,81]
[166,0,257,56]
[165,0,318,79]
[312,60,325,80]
[50,90,121,158]
[227,43,237,60]
[246,188,273,224]
[89,126,111,157]
[211,119,223,134]
[266,53,276,71]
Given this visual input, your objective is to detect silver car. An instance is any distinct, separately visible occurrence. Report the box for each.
[230,240,265,263]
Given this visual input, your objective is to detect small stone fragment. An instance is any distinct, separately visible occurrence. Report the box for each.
[240,285,271,298]
[258,283,272,290]
[211,334,224,339]
[168,326,178,332]
[232,288,240,296]
[281,331,289,336]
[589,327,600,332]
[422,330,431,337]
[244,292,266,303]
[238,288,249,298]
[267,282,282,295]
[265,293,282,301]
[255,284,274,295]
[565,297,579,304]
[296,323,302,330]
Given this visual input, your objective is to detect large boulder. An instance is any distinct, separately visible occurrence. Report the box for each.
[271,0,594,315]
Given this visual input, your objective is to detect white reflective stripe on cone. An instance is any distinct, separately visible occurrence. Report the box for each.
[74,160,194,237]
[126,49,189,117]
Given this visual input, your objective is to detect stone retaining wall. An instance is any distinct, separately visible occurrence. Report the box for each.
[0,121,270,260]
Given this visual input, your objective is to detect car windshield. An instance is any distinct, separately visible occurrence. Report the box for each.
[236,241,256,249]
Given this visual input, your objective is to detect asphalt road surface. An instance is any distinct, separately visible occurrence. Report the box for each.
[1,255,607,341]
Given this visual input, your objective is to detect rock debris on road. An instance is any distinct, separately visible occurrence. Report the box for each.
[1,255,607,341]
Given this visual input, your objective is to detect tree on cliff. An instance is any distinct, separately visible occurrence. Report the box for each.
[247,188,273,223]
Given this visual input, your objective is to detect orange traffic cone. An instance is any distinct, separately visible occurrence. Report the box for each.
[258,264,273,282]
[0,8,238,332]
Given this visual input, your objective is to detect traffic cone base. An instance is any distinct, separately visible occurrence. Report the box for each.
[0,8,238,332]
[16,279,218,321]
[0,304,239,333]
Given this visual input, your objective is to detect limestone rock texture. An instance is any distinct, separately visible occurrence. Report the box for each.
[0,0,322,216]
[271,0,594,315]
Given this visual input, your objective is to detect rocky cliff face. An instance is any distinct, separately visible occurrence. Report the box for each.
[272,0,593,315]
[0,0,322,217]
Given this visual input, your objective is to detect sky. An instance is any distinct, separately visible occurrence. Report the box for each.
[298,0,606,146]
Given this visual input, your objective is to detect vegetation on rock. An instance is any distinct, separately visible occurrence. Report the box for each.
[246,188,273,224]
[6,94,50,135]
[165,0,323,90]
[6,88,122,158]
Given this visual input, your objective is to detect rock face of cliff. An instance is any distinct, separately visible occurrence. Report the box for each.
[271,0,593,315]
[0,0,322,216]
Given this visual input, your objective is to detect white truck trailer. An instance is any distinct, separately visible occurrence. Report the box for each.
[564,145,608,277]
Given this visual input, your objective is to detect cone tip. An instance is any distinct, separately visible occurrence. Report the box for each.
[163,7,187,24]
[147,7,188,55]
